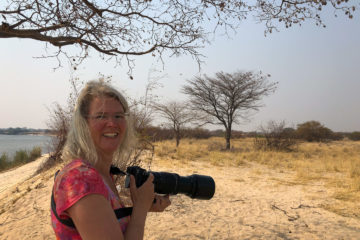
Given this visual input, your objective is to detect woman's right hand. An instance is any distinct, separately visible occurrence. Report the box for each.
[129,173,155,212]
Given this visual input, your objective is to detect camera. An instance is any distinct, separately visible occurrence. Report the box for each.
[125,166,215,200]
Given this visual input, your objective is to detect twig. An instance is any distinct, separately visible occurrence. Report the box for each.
[271,204,300,221]
[291,204,315,209]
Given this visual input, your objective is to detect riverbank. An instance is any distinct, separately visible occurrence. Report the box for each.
[0,155,49,194]
[0,134,52,167]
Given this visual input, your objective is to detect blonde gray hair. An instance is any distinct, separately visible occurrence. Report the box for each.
[62,80,136,169]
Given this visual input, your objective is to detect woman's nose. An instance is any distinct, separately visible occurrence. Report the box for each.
[106,116,118,126]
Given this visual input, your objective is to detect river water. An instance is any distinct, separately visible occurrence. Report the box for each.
[0,134,53,158]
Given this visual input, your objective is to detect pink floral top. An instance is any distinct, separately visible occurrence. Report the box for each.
[51,159,130,239]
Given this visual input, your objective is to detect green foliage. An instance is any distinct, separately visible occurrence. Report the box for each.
[0,127,49,135]
[13,150,29,165]
[349,132,360,141]
[137,126,231,142]
[29,147,42,161]
[0,153,9,170]
[183,128,212,139]
[0,146,42,172]
[296,121,334,142]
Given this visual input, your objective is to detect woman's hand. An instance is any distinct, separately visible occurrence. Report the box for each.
[129,173,155,212]
[149,194,171,212]
[124,174,155,240]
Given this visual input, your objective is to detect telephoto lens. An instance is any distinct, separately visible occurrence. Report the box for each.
[125,166,215,200]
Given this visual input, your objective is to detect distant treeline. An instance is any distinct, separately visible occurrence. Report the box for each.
[137,124,360,142]
[1,124,359,141]
[137,127,242,141]
[0,127,52,135]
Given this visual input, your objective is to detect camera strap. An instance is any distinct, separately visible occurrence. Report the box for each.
[110,165,127,176]
[51,166,133,229]
[51,192,133,229]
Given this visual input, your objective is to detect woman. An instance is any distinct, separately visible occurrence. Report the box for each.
[51,80,171,239]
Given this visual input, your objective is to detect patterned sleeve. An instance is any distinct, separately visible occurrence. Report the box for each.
[54,163,109,217]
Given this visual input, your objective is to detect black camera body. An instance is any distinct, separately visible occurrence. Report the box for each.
[125,166,215,200]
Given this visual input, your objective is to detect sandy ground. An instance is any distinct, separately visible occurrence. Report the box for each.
[1,157,360,240]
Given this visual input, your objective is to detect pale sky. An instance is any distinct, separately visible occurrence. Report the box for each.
[0,9,359,132]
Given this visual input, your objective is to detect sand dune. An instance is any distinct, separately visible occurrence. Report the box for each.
[1,158,360,239]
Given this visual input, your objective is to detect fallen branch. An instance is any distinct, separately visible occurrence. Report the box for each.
[271,204,300,221]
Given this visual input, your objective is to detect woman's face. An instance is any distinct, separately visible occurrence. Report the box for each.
[87,96,127,157]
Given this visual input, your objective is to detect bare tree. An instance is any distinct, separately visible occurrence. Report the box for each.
[46,102,71,161]
[182,71,277,150]
[42,76,83,171]
[0,1,357,70]
[153,101,197,147]
[254,120,297,152]
[129,68,164,131]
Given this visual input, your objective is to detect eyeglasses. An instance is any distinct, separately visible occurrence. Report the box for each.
[87,112,129,123]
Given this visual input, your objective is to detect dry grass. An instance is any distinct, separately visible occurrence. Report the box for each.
[153,137,360,218]
[153,137,251,167]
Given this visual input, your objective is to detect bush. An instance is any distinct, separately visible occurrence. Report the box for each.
[0,153,9,171]
[137,126,174,142]
[138,126,214,142]
[183,128,212,139]
[13,150,29,165]
[210,129,224,137]
[296,121,334,142]
[6,146,42,170]
[254,121,298,151]
[349,132,360,141]
[231,130,243,139]
[29,146,42,161]
[329,132,344,141]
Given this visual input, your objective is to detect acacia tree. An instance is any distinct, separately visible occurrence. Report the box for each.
[182,71,277,150]
[296,120,333,142]
[0,1,357,70]
[153,101,197,147]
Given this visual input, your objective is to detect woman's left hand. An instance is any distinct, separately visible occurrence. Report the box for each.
[149,194,171,212]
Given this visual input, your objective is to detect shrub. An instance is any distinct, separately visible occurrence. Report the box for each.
[329,132,344,141]
[29,146,42,161]
[349,132,360,141]
[13,150,29,165]
[210,129,224,137]
[296,121,334,142]
[0,153,9,171]
[231,130,243,139]
[0,147,42,171]
[13,146,41,165]
[138,126,214,141]
[254,121,298,151]
[183,128,212,139]
[137,126,174,142]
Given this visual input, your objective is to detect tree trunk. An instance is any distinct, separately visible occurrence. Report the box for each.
[176,136,180,147]
[175,128,180,147]
[225,128,231,150]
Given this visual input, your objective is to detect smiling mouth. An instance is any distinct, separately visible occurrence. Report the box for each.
[103,133,118,138]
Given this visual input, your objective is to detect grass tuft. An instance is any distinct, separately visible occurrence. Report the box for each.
[0,146,42,172]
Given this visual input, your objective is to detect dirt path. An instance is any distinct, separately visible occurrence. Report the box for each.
[0,159,359,239]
